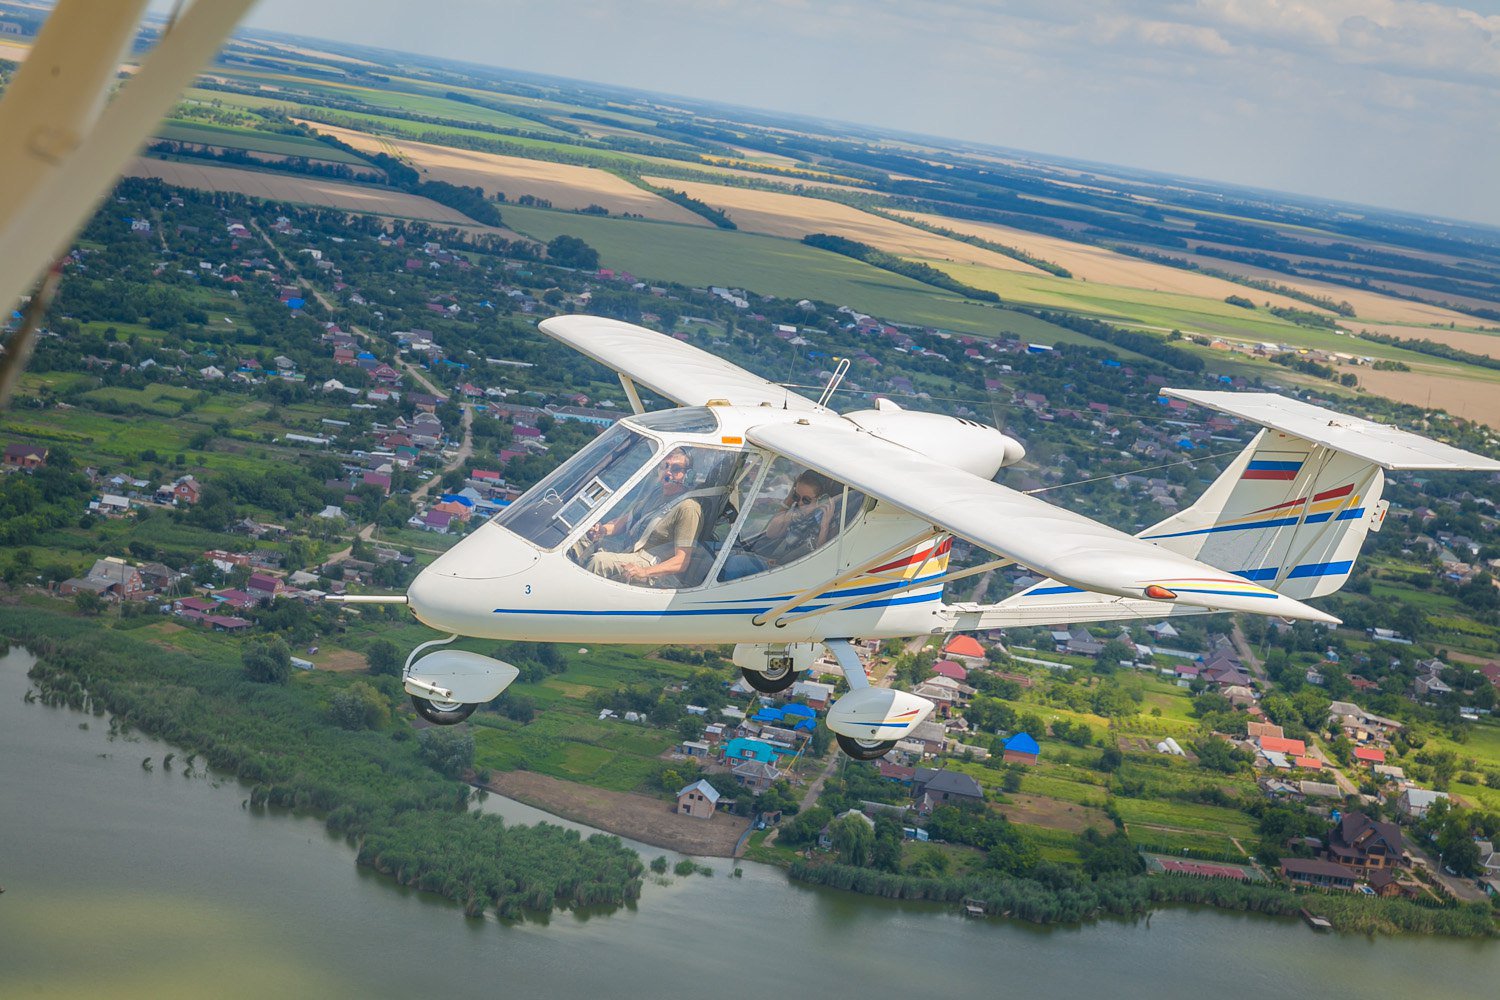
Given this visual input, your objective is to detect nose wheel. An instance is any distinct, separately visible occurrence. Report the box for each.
[411,696,478,726]
[740,658,800,694]
[835,734,897,761]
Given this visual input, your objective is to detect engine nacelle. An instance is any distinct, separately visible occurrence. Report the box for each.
[845,402,1024,479]
[825,687,935,743]
[732,642,821,675]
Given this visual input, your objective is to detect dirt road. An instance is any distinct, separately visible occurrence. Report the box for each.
[484,770,749,858]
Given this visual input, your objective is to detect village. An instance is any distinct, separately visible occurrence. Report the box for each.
[3,178,1499,930]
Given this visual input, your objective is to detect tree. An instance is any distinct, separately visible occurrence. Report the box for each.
[73,590,105,616]
[242,636,291,684]
[546,234,599,270]
[417,727,474,779]
[829,813,875,867]
[328,681,389,730]
[366,639,400,677]
[1097,747,1123,772]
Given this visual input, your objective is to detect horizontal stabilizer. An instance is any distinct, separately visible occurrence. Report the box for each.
[1161,390,1500,471]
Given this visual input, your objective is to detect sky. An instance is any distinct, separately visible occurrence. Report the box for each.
[232,0,1500,227]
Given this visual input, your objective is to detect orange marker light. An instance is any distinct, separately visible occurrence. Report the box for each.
[721,436,743,445]
[1144,585,1178,600]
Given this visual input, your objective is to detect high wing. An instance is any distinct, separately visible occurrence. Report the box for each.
[538,315,828,413]
[748,420,1339,623]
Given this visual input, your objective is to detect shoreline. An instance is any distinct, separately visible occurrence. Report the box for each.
[479,769,751,858]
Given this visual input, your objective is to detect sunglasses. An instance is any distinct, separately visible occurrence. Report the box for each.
[791,493,817,506]
[661,463,688,479]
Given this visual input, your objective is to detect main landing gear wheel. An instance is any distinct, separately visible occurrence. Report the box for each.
[836,734,898,761]
[410,695,477,726]
[741,662,799,694]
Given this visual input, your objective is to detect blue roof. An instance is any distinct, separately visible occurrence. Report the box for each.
[751,707,784,723]
[781,704,815,718]
[1004,732,1040,755]
[723,737,778,764]
[439,494,474,506]
[286,298,305,310]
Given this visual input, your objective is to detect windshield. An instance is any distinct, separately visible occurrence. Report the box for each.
[495,424,657,549]
[570,445,752,588]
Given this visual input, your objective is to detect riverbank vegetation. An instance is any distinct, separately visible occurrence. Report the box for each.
[789,861,1497,936]
[2,605,644,920]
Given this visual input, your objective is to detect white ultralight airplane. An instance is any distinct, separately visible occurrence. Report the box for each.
[336,316,1500,760]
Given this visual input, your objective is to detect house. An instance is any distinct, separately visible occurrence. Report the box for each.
[731,759,781,793]
[1398,788,1449,819]
[60,557,146,600]
[722,737,779,765]
[1002,732,1040,765]
[1281,858,1358,891]
[675,779,720,819]
[942,634,986,662]
[1259,735,1307,757]
[3,443,48,469]
[931,659,968,682]
[1325,813,1405,874]
[790,680,834,710]
[245,573,281,601]
[1353,746,1386,766]
[904,720,948,756]
[1247,721,1284,740]
[172,476,201,505]
[1414,674,1453,698]
[912,768,984,808]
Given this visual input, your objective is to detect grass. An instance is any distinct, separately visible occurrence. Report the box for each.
[497,205,1098,345]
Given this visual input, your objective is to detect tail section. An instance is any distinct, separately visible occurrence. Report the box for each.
[1138,428,1384,599]
[967,390,1500,629]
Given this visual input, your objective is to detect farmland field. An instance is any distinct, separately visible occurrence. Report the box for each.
[312,125,707,223]
[155,118,370,165]
[124,158,484,225]
[498,205,1095,344]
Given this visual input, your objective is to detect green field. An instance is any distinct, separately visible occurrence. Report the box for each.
[81,384,200,416]
[155,118,371,165]
[215,70,570,136]
[1115,797,1258,840]
[500,205,1095,345]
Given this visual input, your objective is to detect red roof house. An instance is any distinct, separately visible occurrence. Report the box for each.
[1353,746,1387,765]
[942,635,985,660]
[931,660,968,682]
[1260,735,1308,756]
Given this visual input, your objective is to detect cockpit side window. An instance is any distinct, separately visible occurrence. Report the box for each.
[494,425,657,550]
[570,445,749,589]
[716,457,863,582]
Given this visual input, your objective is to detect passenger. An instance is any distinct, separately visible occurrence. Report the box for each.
[722,470,836,579]
[584,449,703,585]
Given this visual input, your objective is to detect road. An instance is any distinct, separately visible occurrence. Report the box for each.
[796,645,896,813]
[1229,622,1268,683]
[254,222,476,564]
[1404,840,1491,904]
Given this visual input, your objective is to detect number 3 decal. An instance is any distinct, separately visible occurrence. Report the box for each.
[524,584,532,595]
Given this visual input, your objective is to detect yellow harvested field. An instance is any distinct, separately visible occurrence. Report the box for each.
[1168,249,1484,327]
[310,125,709,225]
[1355,365,1500,428]
[0,39,29,61]
[1347,322,1500,362]
[125,158,482,225]
[642,178,1048,275]
[895,211,1320,312]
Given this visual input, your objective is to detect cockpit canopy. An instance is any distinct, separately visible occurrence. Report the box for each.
[494,408,864,590]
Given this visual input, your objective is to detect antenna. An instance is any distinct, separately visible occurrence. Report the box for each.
[818,357,850,409]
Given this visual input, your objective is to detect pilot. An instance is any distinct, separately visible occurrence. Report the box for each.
[584,449,703,585]
[721,470,836,579]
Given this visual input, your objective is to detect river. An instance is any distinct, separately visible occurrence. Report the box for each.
[0,647,1495,999]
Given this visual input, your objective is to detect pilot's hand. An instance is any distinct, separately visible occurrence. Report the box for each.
[623,564,649,583]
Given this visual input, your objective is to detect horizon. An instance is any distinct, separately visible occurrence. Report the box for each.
[219,0,1500,230]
